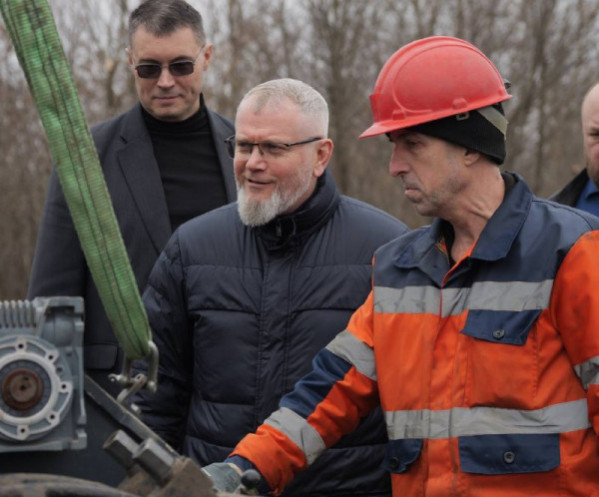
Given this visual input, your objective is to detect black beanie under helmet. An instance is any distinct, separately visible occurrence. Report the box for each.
[409,103,507,165]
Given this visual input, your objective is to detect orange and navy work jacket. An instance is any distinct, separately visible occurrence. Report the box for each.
[230,173,599,496]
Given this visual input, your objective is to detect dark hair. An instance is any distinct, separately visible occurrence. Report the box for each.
[128,0,205,47]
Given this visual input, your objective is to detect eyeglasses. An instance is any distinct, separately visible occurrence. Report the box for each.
[134,49,204,79]
[224,136,322,159]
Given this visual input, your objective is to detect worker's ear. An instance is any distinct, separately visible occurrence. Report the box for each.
[313,139,333,178]
[463,147,480,166]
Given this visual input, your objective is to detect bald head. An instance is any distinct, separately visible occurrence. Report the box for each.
[581,82,599,186]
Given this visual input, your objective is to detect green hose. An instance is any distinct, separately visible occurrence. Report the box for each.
[0,0,152,361]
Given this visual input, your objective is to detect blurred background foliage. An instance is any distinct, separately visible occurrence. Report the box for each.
[1,0,598,298]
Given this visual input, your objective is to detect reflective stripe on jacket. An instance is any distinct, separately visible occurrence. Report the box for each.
[231,172,599,496]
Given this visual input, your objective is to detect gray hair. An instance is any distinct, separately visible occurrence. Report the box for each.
[128,0,206,48]
[240,78,329,137]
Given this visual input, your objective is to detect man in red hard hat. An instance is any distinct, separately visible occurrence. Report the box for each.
[204,36,599,496]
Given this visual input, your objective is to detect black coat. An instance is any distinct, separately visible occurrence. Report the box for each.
[27,101,236,394]
[137,171,408,496]
[550,169,589,206]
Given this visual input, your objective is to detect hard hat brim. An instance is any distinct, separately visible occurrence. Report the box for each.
[359,94,512,139]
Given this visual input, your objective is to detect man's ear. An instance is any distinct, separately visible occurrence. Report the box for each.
[464,147,481,166]
[202,44,214,71]
[126,47,134,70]
[314,139,334,177]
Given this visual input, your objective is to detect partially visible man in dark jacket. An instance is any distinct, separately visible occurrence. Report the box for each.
[551,81,599,214]
[27,0,236,397]
[135,78,408,496]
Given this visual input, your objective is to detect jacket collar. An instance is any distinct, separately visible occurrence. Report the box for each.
[469,171,531,261]
[549,168,589,206]
[116,97,235,254]
[117,104,171,253]
[256,169,340,251]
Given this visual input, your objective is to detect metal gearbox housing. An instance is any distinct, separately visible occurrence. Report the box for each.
[0,297,85,452]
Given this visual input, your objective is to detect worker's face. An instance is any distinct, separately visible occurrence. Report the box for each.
[582,85,599,186]
[233,97,332,226]
[388,131,466,218]
[127,25,212,122]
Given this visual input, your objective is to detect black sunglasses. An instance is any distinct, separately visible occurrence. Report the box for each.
[134,49,204,79]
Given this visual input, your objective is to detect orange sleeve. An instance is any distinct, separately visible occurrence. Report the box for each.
[232,425,307,495]
[346,291,375,347]
[551,230,599,435]
[231,294,380,494]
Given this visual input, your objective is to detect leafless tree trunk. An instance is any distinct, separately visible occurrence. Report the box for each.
[2,0,599,297]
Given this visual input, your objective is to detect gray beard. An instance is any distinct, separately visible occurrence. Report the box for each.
[236,178,312,227]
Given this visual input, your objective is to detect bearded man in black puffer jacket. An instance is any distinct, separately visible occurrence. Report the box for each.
[134,78,408,496]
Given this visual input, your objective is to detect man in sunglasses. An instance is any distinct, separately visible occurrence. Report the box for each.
[133,78,408,496]
[27,0,236,396]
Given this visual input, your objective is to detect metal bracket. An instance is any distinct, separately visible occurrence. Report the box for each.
[109,342,159,413]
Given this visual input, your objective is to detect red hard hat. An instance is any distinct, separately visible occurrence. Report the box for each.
[360,36,511,138]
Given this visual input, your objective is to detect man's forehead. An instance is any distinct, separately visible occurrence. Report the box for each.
[582,87,599,118]
[583,111,599,131]
[130,25,200,53]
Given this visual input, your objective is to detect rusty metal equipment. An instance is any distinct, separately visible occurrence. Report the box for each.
[0,298,262,496]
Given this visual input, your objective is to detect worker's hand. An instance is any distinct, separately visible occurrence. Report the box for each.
[202,462,242,493]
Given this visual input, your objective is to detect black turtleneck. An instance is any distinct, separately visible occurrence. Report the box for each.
[142,101,228,232]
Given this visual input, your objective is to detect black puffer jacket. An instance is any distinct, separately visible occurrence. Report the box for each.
[136,171,408,496]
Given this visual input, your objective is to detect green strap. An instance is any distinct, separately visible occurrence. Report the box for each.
[0,0,151,361]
